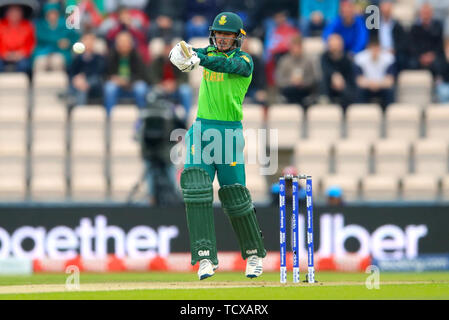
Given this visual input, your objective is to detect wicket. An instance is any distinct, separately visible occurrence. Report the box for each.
[279,174,315,284]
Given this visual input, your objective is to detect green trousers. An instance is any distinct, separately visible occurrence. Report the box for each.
[184,118,246,186]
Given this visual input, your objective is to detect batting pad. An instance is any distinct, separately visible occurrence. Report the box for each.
[180,167,218,265]
[218,184,267,260]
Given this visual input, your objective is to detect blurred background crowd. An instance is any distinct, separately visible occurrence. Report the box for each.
[1,0,449,206]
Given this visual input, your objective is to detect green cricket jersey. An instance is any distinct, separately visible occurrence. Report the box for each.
[193,46,254,121]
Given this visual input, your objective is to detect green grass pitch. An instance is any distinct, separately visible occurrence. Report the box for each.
[0,272,447,300]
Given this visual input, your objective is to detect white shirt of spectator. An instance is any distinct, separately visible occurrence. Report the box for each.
[354,49,395,82]
[379,19,394,51]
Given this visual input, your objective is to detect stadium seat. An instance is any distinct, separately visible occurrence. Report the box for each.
[0,126,26,157]
[0,72,29,94]
[373,139,411,176]
[0,102,27,124]
[111,105,140,157]
[303,37,325,57]
[0,158,26,201]
[321,175,360,201]
[334,140,371,177]
[33,105,66,123]
[247,37,263,57]
[385,103,422,140]
[31,123,66,158]
[267,104,303,148]
[362,175,399,201]
[149,37,165,59]
[31,157,66,200]
[392,2,416,27]
[413,139,448,175]
[397,70,433,106]
[245,164,268,203]
[33,71,68,107]
[425,105,449,140]
[71,106,106,157]
[307,104,343,140]
[111,157,144,201]
[32,71,68,90]
[294,140,331,180]
[242,104,265,130]
[242,104,266,158]
[71,157,107,201]
[94,37,107,55]
[401,174,439,201]
[346,103,382,140]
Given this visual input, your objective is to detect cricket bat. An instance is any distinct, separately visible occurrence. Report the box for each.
[180,41,192,59]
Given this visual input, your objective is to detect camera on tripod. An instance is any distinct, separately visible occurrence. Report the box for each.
[131,89,185,206]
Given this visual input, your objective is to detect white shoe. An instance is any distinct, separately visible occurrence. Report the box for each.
[245,255,263,278]
[198,259,218,280]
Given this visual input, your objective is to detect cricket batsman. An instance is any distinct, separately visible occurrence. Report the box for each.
[169,12,266,280]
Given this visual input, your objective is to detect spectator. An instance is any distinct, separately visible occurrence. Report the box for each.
[275,35,316,109]
[103,31,150,115]
[320,33,356,112]
[436,40,449,102]
[322,0,368,55]
[409,3,444,77]
[105,6,150,64]
[149,40,192,119]
[65,0,106,31]
[33,2,79,72]
[326,185,344,206]
[0,5,35,75]
[68,32,106,107]
[378,0,409,73]
[145,0,185,41]
[300,0,339,37]
[417,0,449,38]
[264,10,301,86]
[184,0,221,40]
[241,38,269,108]
[354,35,395,111]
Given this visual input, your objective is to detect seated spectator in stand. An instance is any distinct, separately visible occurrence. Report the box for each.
[105,6,150,64]
[145,0,185,41]
[33,2,79,72]
[241,38,269,108]
[103,31,150,115]
[68,32,106,107]
[435,40,449,103]
[322,0,368,55]
[275,35,316,109]
[326,185,344,207]
[417,0,449,38]
[0,5,35,75]
[300,0,339,37]
[65,0,106,31]
[149,40,192,120]
[409,3,444,77]
[354,35,395,111]
[378,0,409,73]
[184,0,221,40]
[264,10,301,86]
[320,33,356,112]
